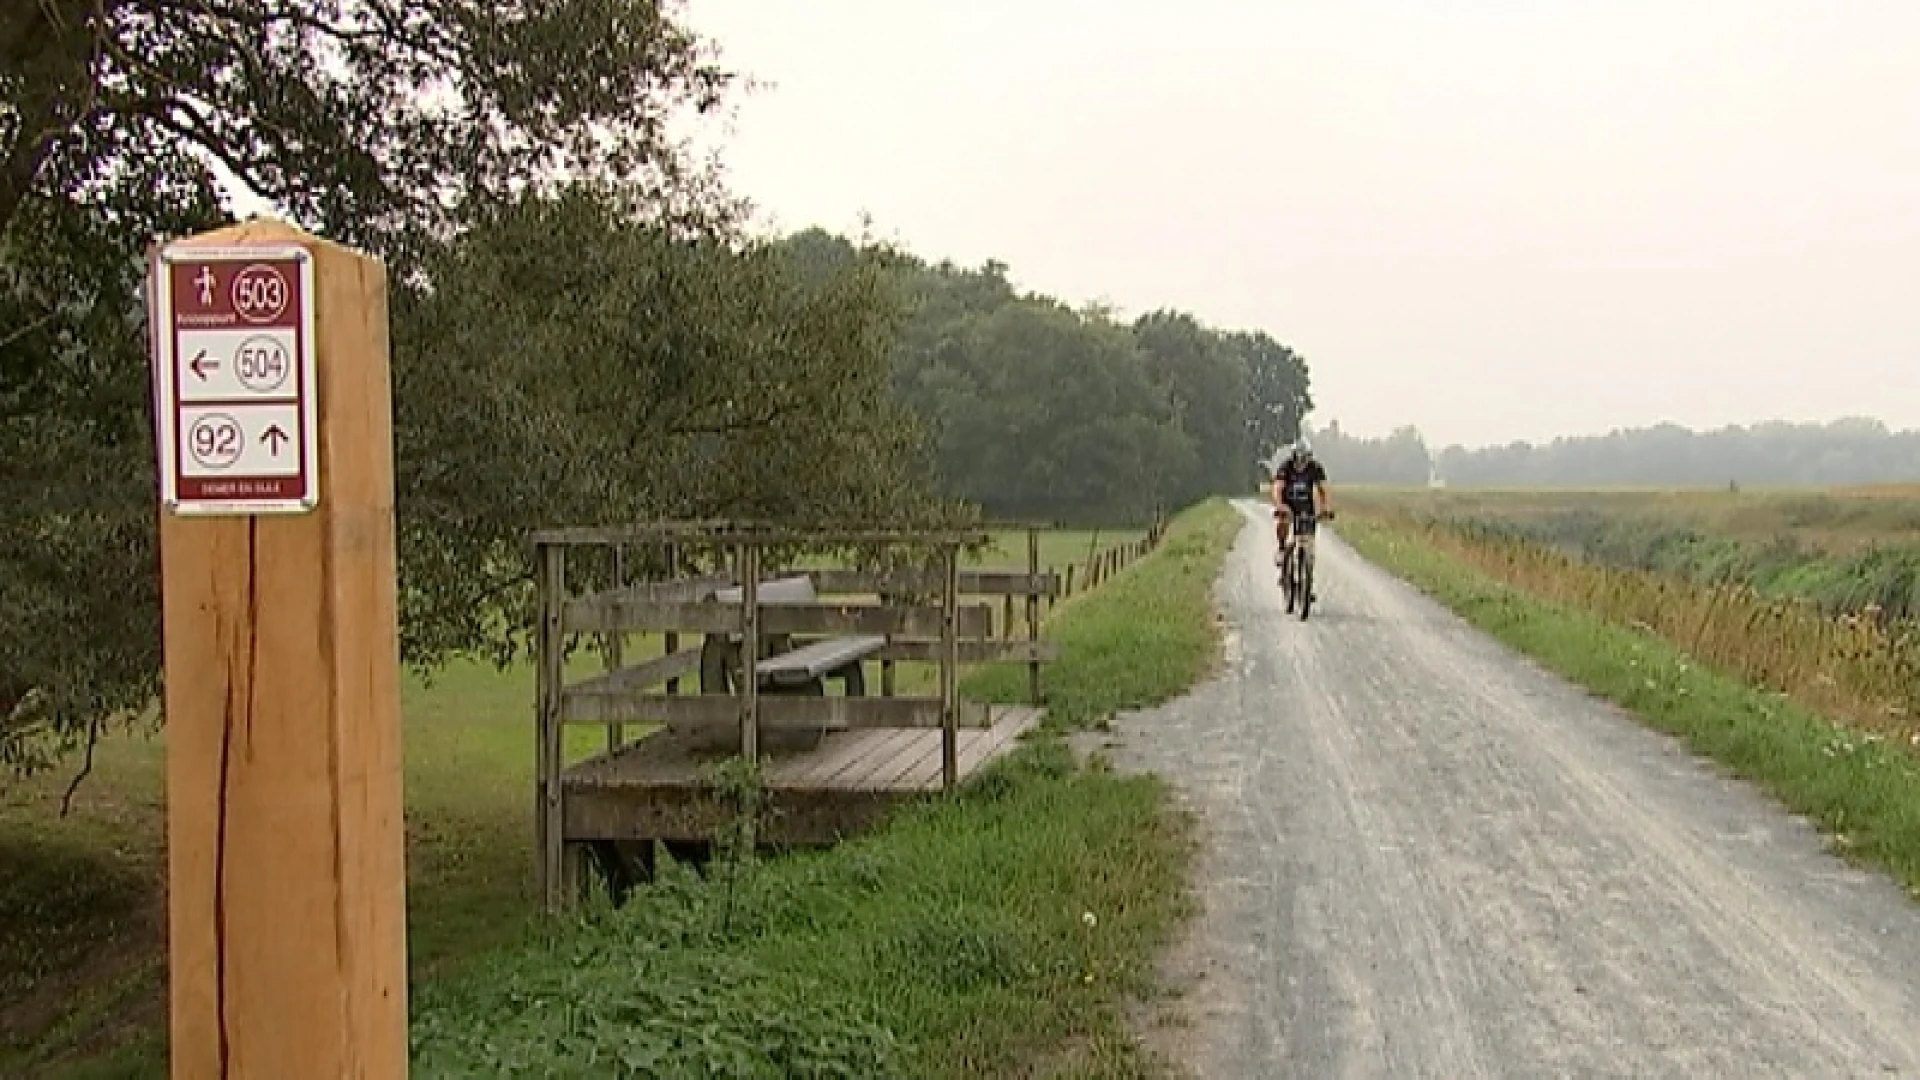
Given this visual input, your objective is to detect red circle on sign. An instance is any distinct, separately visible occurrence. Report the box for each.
[234,335,290,392]
[231,264,290,324]
[188,414,244,469]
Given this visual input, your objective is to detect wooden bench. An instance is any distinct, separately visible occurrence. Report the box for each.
[702,575,887,697]
[756,633,888,692]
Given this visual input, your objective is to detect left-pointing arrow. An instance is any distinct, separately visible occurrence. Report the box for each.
[189,351,219,380]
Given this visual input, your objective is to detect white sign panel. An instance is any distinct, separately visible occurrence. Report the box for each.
[150,244,319,515]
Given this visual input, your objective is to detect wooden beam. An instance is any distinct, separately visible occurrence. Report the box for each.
[561,597,994,638]
[873,639,1058,665]
[156,221,407,1080]
[559,693,993,730]
[563,646,706,698]
[576,572,733,607]
[806,568,1060,598]
[528,522,990,547]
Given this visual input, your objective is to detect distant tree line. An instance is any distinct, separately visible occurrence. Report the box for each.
[780,229,1314,525]
[1302,421,1436,486]
[1310,418,1920,488]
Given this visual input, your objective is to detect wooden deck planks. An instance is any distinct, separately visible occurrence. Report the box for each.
[774,728,913,787]
[557,706,1044,850]
[562,705,1041,796]
[845,729,944,792]
[929,706,1041,790]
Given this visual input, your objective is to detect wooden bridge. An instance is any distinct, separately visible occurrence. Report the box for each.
[527,521,1063,912]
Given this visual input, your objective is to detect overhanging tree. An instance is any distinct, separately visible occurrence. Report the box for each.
[0,0,747,777]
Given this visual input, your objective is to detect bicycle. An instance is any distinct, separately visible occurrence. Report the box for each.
[1274,506,1334,621]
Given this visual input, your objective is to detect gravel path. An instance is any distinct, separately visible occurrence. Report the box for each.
[1098,501,1920,1079]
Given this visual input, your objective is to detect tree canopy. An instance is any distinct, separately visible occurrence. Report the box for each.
[785,230,1315,525]
[1,7,1316,778]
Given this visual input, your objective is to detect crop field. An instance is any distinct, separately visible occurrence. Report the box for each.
[0,524,1157,1078]
[1347,485,1920,615]
[1343,486,1920,749]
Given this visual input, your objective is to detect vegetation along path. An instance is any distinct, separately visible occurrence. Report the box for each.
[1096,500,1920,1078]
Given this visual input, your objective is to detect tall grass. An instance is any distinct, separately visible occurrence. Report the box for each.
[1348,504,1920,748]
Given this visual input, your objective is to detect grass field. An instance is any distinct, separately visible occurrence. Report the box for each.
[1352,484,1920,561]
[1343,486,1920,741]
[0,517,1219,1078]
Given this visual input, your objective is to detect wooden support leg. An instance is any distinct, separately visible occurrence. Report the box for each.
[537,544,567,914]
[1026,528,1042,705]
[562,842,588,908]
[940,545,960,790]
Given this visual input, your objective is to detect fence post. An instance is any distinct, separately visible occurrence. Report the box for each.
[1026,527,1042,705]
[607,543,624,751]
[941,542,961,789]
[738,540,761,763]
[664,542,682,696]
[537,543,567,912]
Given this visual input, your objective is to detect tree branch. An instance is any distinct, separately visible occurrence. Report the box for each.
[58,711,100,815]
[0,310,59,352]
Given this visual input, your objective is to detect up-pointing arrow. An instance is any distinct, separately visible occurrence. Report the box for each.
[261,425,290,455]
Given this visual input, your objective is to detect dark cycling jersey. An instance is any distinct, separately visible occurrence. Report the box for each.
[1275,459,1326,513]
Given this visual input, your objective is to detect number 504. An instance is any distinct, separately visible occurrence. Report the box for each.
[235,337,289,392]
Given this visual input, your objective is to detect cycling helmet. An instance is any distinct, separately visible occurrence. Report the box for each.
[1290,437,1313,463]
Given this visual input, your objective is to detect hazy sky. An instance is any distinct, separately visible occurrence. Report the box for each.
[685,1,1918,448]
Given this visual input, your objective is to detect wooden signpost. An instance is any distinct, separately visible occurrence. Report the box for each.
[150,219,409,1078]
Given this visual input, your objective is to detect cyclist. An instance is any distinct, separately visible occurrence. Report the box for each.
[1271,438,1331,588]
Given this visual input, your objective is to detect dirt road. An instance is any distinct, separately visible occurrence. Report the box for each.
[1100,501,1920,1078]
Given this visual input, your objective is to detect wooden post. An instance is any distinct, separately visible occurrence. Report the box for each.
[606,543,624,751]
[536,543,566,912]
[878,589,894,694]
[940,543,961,789]
[1025,528,1042,705]
[154,221,408,1079]
[664,542,682,697]
[738,541,760,763]
[880,589,897,697]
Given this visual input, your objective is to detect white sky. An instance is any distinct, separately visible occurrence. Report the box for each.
[684,0,1920,448]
